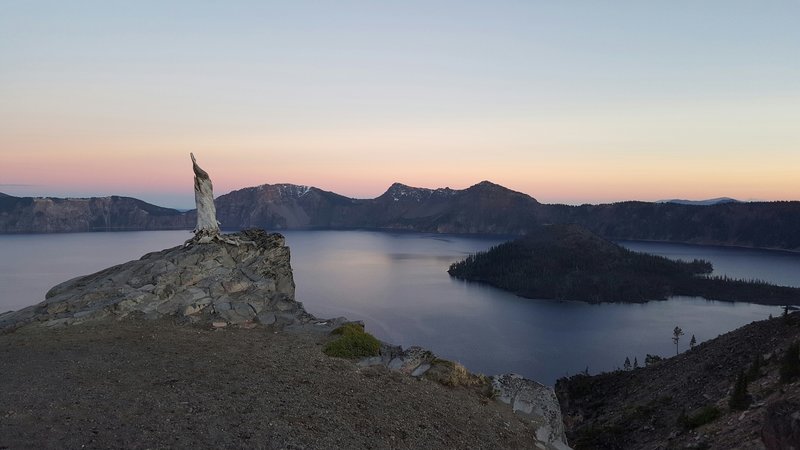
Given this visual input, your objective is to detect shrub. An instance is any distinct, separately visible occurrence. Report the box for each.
[323,324,381,359]
[678,405,721,429]
[645,354,663,366]
[573,424,625,450]
[780,342,800,383]
[747,354,763,382]
[331,322,366,336]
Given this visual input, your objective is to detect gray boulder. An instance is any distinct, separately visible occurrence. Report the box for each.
[493,373,571,450]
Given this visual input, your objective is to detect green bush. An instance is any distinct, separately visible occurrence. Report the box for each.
[323,324,381,359]
[331,322,367,336]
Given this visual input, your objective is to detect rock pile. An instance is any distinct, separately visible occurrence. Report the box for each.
[356,344,571,449]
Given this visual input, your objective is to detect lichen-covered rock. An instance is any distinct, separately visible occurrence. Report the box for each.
[387,346,435,375]
[493,373,571,450]
[0,229,310,331]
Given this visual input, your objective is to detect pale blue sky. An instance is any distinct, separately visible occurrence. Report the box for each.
[2,1,799,207]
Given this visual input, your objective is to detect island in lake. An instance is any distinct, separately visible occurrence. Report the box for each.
[448,223,800,305]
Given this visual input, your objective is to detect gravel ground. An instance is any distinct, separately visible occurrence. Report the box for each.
[0,317,539,449]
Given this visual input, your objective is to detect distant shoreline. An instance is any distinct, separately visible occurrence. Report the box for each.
[616,238,800,255]
[5,227,800,257]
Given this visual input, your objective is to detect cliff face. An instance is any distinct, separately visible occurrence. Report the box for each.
[0,194,192,233]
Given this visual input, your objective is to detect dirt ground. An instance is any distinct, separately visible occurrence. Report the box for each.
[0,317,539,449]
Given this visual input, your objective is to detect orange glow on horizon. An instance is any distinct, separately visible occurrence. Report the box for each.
[2,104,798,207]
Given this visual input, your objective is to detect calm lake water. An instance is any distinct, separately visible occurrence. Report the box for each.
[2,230,798,385]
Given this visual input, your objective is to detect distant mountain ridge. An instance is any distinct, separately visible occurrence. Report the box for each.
[657,197,741,206]
[0,194,191,233]
[2,182,799,251]
[214,180,541,235]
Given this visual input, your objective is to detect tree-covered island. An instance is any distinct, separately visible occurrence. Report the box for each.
[448,224,800,305]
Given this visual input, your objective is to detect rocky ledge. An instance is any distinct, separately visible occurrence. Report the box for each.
[0,229,571,450]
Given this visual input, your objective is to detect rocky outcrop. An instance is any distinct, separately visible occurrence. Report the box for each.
[0,194,191,233]
[762,400,800,449]
[354,344,571,450]
[493,374,570,450]
[0,229,308,331]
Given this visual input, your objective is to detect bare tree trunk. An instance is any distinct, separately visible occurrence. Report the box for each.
[191,153,220,238]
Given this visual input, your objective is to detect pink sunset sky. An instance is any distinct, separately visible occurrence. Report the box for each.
[2,2,798,209]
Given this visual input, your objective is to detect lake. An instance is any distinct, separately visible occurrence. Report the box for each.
[2,230,797,385]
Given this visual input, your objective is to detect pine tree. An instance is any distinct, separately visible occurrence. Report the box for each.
[780,342,800,382]
[690,334,697,350]
[624,357,631,371]
[633,357,639,369]
[729,370,750,410]
[672,326,684,355]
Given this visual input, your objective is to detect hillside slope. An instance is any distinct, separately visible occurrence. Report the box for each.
[553,200,800,250]
[555,314,800,449]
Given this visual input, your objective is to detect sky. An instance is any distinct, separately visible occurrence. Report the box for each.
[1,1,799,209]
